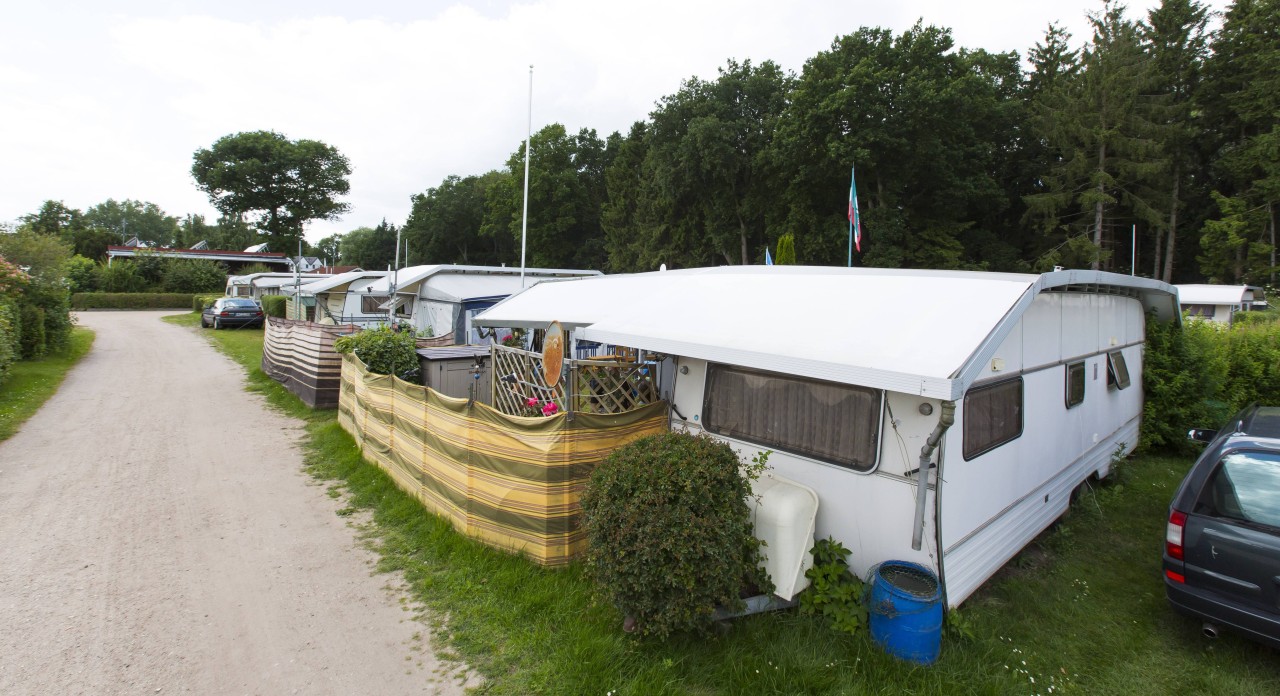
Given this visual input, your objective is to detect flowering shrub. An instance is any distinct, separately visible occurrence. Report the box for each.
[0,256,29,296]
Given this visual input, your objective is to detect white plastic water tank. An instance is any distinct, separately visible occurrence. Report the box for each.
[749,472,819,601]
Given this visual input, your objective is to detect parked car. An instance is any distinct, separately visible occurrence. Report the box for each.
[1164,404,1280,649]
[201,297,264,330]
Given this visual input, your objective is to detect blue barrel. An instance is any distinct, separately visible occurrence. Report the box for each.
[868,560,943,664]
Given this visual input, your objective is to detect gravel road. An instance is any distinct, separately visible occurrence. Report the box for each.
[0,311,468,695]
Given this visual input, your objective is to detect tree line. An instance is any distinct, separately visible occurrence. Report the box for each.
[389,0,1276,285]
[6,0,1276,287]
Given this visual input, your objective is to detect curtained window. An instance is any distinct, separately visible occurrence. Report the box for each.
[702,364,881,471]
[361,294,389,313]
[963,377,1023,460]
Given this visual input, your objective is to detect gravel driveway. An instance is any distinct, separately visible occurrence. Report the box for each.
[0,311,467,695]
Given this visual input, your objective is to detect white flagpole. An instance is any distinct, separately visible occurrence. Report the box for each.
[520,65,533,289]
[392,224,401,327]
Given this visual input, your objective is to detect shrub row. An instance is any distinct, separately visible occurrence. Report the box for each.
[71,293,200,309]
[0,298,18,385]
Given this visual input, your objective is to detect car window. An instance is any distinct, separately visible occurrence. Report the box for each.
[224,299,258,308]
[1199,451,1280,528]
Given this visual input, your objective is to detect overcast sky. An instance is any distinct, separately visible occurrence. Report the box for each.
[0,0,1228,245]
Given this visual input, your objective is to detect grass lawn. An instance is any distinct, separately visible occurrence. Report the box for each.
[171,311,1280,695]
[0,326,95,442]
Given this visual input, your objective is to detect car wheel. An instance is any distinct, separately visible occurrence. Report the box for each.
[200,316,208,328]
[213,317,221,330]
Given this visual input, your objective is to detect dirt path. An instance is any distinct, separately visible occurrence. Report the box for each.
[0,311,468,695]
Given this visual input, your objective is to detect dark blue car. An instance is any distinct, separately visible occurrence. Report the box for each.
[201,297,264,330]
[1164,405,1280,649]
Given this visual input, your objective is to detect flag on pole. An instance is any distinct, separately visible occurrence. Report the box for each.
[765,247,774,265]
[848,165,862,263]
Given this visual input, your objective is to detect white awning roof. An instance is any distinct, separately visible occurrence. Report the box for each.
[298,270,389,294]
[1175,284,1253,305]
[364,265,601,298]
[250,273,331,289]
[476,266,1178,400]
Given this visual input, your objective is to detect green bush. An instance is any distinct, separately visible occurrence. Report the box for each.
[65,254,99,293]
[334,326,420,381]
[1219,321,1280,409]
[97,260,146,293]
[193,294,221,312]
[71,293,198,309]
[162,258,228,293]
[260,295,287,318]
[579,432,771,638]
[1142,313,1280,452]
[18,303,46,358]
[0,298,18,385]
[799,537,868,635]
[1142,316,1228,452]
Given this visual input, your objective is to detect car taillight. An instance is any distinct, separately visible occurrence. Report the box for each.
[220,311,230,317]
[255,311,263,316]
[1166,509,1187,561]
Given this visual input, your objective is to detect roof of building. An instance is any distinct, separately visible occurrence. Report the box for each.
[475,266,1179,400]
[107,245,288,263]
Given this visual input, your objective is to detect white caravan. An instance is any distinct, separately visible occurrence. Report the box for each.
[475,266,1180,607]
[298,271,391,327]
[225,272,333,300]
[1175,284,1264,325]
[362,265,600,343]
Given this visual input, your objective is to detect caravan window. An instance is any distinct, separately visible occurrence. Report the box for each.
[702,365,881,472]
[963,377,1023,460]
[1106,351,1131,390]
[361,294,389,313]
[1065,361,1086,408]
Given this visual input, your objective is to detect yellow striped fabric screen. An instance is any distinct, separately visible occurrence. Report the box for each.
[338,353,669,566]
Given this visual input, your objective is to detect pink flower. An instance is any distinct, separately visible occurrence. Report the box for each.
[541,402,559,416]
[526,397,539,408]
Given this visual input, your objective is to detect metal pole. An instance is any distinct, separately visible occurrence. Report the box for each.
[392,224,401,328]
[520,65,533,289]
[1131,224,1136,276]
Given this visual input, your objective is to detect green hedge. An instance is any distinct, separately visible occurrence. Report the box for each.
[260,295,287,318]
[0,298,18,385]
[1142,314,1280,453]
[71,293,200,309]
[193,294,222,311]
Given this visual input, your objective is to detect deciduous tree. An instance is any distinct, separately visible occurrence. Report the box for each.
[191,131,351,253]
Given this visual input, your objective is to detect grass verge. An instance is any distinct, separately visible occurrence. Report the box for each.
[175,312,1280,695]
[0,327,95,442]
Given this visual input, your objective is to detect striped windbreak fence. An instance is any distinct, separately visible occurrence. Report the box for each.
[337,352,669,566]
[262,317,358,408]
